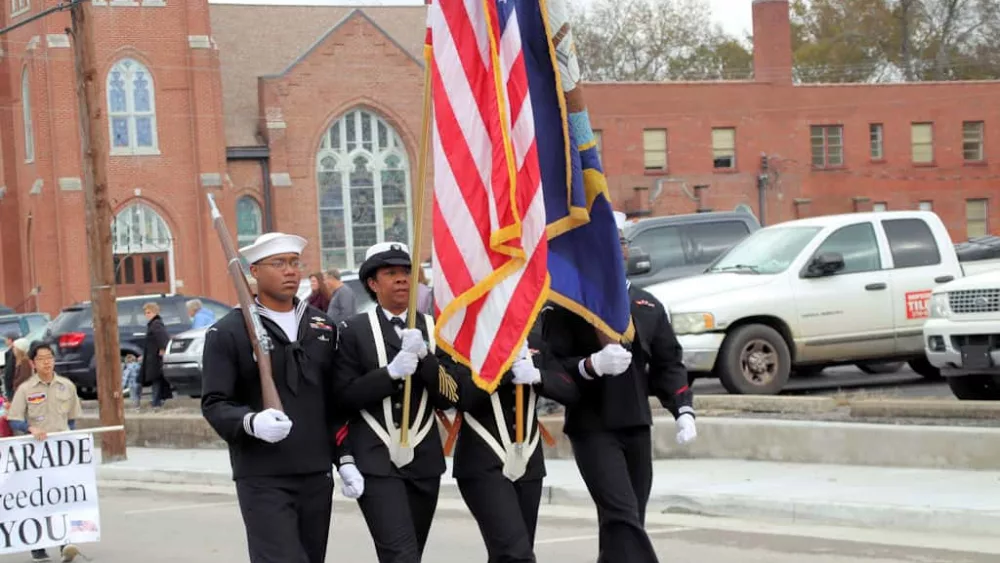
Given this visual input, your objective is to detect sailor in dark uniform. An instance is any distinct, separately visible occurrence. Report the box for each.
[446,314,579,563]
[330,242,457,563]
[541,212,697,563]
[201,232,365,563]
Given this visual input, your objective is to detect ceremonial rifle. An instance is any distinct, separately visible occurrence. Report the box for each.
[206,194,284,412]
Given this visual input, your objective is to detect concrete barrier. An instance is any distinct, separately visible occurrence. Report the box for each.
[652,417,1000,470]
[78,411,1000,470]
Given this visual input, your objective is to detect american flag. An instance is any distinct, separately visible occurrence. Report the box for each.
[427,0,549,392]
[70,520,98,533]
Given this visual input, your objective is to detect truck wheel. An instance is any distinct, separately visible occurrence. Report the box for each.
[946,375,1000,401]
[908,356,942,380]
[857,361,904,375]
[717,325,791,395]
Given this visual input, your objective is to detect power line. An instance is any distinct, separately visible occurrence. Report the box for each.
[0,0,82,37]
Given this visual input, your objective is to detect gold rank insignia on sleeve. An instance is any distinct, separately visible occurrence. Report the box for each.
[438,365,459,403]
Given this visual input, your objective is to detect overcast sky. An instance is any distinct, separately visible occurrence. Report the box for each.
[208,0,755,38]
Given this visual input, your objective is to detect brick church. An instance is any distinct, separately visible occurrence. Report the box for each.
[0,0,997,315]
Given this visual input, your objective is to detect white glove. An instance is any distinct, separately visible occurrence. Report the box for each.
[589,344,632,377]
[400,328,428,359]
[387,350,419,380]
[511,357,541,385]
[338,463,365,499]
[675,413,697,445]
[244,408,293,444]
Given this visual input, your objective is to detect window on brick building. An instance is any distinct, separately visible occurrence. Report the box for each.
[316,109,412,271]
[873,202,887,212]
[712,127,736,169]
[966,199,989,238]
[593,130,603,166]
[21,68,33,163]
[810,125,843,168]
[236,197,263,248]
[869,124,884,160]
[962,121,984,162]
[11,0,28,15]
[919,201,933,211]
[643,129,667,171]
[107,58,159,155]
[911,123,934,163]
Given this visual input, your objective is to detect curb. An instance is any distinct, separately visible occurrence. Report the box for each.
[82,414,1000,470]
[651,493,1000,537]
[849,399,1000,419]
[95,467,1000,536]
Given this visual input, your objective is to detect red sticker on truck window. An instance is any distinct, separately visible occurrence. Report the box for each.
[906,290,932,320]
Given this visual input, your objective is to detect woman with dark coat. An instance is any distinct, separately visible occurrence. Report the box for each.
[306,272,332,312]
[140,302,173,408]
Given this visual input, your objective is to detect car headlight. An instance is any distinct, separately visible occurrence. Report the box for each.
[930,293,951,319]
[671,312,716,335]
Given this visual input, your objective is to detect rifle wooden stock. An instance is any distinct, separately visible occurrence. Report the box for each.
[206,194,284,412]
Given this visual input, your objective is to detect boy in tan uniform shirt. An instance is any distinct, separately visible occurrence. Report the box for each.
[7,341,82,562]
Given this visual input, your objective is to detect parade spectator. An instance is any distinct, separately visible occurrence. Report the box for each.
[306,272,332,312]
[140,302,172,408]
[324,268,357,324]
[187,298,217,329]
[416,267,433,316]
[122,354,142,410]
[11,338,33,397]
[7,341,81,562]
[2,331,17,401]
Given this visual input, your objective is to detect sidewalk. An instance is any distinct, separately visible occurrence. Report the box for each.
[95,448,1000,536]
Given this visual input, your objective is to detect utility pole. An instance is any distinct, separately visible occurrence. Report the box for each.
[70,1,127,462]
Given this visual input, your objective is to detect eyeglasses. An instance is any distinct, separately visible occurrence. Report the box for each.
[33,355,55,363]
[257,259,304,271]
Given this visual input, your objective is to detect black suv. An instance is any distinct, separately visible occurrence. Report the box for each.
[45,294,232,398]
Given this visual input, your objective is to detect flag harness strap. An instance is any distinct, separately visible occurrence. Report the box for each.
[462,382,541,481]
[361,309,437,460]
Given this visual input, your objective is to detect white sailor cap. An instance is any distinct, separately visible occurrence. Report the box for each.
[239,232,308,264]
[613,211,627,231]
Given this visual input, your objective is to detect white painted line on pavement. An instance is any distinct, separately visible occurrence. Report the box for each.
[535,527,692,546]
[124,501,237,515]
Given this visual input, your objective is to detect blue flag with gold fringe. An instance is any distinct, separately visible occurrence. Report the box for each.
[516,0,633,340]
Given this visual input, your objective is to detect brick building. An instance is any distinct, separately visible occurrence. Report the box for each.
[0,0,997,315]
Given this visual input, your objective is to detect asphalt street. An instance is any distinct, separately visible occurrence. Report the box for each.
[1,487,995,563]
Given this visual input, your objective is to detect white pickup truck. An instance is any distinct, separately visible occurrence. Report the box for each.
[645,211,1000,395]
[923,263,1000,401]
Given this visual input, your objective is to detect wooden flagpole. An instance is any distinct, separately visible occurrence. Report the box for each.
[402,60,434,450]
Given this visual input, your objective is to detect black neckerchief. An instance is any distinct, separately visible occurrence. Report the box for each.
[257,298,315,395]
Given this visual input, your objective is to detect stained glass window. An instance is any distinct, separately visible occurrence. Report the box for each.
[111,202,171,254]
[107,58,158,154]
[316,110,412,271]
[236,197,263,248]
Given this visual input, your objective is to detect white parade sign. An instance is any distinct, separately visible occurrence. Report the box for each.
[0,433,101,554]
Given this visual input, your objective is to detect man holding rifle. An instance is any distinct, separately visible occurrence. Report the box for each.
[201,232,364,563]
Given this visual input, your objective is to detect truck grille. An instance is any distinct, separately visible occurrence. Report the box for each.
[948,289,1000,314]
